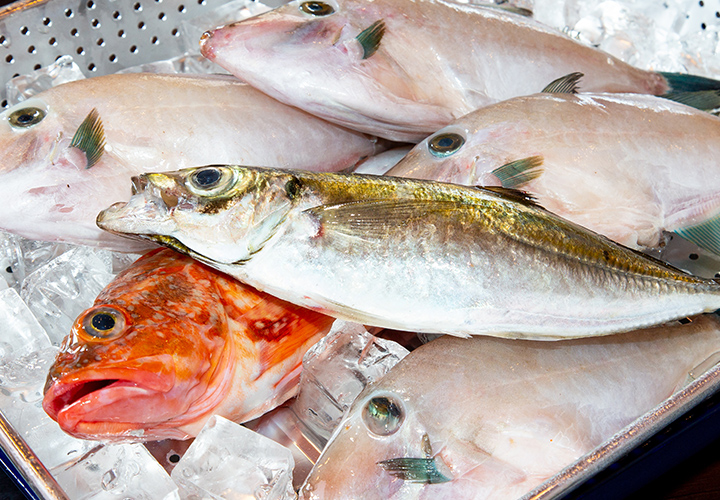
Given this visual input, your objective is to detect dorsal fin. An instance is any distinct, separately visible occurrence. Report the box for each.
[477,186,541,208]
[542,72,583,94]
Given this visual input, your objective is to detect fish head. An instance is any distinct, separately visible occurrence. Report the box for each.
[42,248,236,441]
[200,0,450,141]
[387,123,488,185]
[300,384,461,499]
[97,165,299,266]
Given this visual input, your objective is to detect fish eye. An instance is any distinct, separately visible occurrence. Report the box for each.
[428,132,465,157]
[80,306,126,341]
[300,1,335,16]
[186,166,236,196]
[8,107,46,128]
[362,395,404,436]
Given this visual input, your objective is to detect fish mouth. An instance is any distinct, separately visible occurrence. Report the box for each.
[42,367,188,441]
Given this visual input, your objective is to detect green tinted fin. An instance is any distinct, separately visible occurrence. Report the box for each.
[357,20,385,59]
[491,156,544,189]
[660,72,720,113]
[674,213,720,256]
[377,457,452,484]
[542,72,583,94]
[70,108,106,169]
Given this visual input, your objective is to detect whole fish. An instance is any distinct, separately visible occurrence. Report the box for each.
[386,90,720,254]
[198,0,714,141]
[299,314,720,500]
[42,248,334,441]
[0,72,379,251]
[97,166,720,339]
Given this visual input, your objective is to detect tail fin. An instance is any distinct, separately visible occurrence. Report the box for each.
[660,72,720,113]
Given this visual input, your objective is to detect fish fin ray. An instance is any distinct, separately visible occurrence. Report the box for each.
[377,457,452,484]
[674,213,720,256]
[357,20,385,59]
[478,186,541,209]
[490,155,544,189]
[542,72,583,94]
[70,108,106,169]
[660,72,720,113]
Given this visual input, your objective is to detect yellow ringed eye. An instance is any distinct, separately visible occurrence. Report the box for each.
[300,1,335,16]
[80,306,127,341]
[8,107,46,128]
[186,166,236,196]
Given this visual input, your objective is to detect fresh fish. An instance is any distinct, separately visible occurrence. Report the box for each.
[97,165,720,339]
[386,90,720,254]
[42,247,334,441]
[198,0,716,141]
[299,314,720,500]
[0,72,379,251]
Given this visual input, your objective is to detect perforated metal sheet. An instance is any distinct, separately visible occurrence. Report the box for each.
[0,0,251,108]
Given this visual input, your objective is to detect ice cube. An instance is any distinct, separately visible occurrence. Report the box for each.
[0,230,72,291]
[20,246,117,345]
[291,321,409,447]
[5,55,85,106]
[171,415,295,500]
[52,443,179,500]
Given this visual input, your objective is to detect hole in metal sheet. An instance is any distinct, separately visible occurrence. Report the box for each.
[76,46,85,55]
[178,4,186,13]
[71,28,79,37]
[197,0,206,4]
[151,36,159,44]
[701,22,707,30]
[699,0,704,6]
[88,63,97,72]
[33,64,41,70]
[109,54,117,62]
[134,2,142,11]
[42,17,52,27]
[689,253,699,260]
[0,36,6,46]
[65,8,73,18]
[171,28,179,36]
[5,55,13,63]
[118,29,126,38]
[27,45,36,54]
[48,37,57,46]
[96,37,105,46]
[138,21,146,29]
[1,100,7,109]
[158,12,167,21]
[91,19,101,29]
[87,0,95,8]
[130,45,138,53]
[20,26,29,36]
[113,11,121,20]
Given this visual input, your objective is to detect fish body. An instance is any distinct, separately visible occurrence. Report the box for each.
[199,0,668,141]
[97,166,720,339]
[299,315,720,499]
[42,248,333,441]
[0,72,378,251]
[386,92,720,253]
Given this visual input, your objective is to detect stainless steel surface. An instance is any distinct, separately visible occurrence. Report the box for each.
[0,408,69,500]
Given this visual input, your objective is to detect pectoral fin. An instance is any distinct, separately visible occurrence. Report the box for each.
[357,20,386,59]
[377,457,452,484]
[491,156,544,189]
[71,108,106,169]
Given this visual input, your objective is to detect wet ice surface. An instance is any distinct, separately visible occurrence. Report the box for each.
[0,0,720,498]
[172,416,296,500]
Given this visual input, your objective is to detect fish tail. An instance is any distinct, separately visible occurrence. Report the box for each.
[659,72,720,114]
[673,212,720,258]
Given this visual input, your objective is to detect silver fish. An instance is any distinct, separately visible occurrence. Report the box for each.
[386,90,720,255]
[197,0,706,141]
[98,166,720,340]
[0,72,379,251]
[299,314,720,500]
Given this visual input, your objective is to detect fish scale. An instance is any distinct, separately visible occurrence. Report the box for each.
[97,166,720,340]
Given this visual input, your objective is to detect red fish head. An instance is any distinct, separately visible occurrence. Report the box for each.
[42,249,235,442]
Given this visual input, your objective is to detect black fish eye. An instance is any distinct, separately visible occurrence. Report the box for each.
[300,1,335,16]
[8,107,46,128]
[81,306,126,341]
[192,167,222,188]
[362,395,404,436]
[428,132,465,157]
